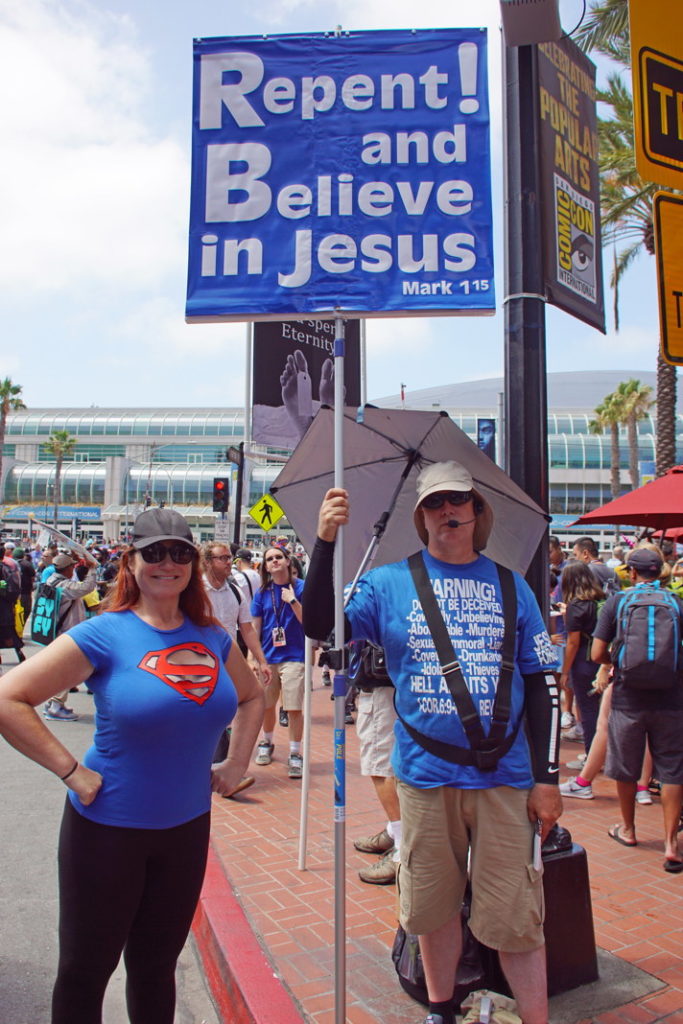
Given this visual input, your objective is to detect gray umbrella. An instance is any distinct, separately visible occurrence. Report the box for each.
[272,405,550,581]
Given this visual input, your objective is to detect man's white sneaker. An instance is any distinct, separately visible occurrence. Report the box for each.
[255,741,274,766]
[563,723,584,742]
[560,776,593,799]
[636,789,653,805]
[561,711,575,729]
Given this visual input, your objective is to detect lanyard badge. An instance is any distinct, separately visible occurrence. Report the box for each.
[272,626,287,647]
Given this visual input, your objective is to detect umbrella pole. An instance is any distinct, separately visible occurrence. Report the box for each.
[333,315,347,1024]
[297,636,314,870]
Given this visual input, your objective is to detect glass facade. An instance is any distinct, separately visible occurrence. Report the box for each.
[6,463,107,505]
[5,410,244,438]
[1,406,680,523]
[39,444,126,462]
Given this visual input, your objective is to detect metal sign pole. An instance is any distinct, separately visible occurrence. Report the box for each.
[332,314,346,1024]
[297,636,314,870]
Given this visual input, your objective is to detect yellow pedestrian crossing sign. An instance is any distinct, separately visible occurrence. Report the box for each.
[248,493,285,531]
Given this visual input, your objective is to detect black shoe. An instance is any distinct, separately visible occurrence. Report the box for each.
[279,708,289,727]
[322,670,331,686]
[345,712,354,724]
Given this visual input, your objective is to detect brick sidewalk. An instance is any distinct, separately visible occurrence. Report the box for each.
[194,676,683,1024]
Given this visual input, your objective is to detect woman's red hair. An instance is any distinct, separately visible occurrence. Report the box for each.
[100,548,218,627]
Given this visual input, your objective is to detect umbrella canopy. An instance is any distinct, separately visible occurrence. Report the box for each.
[572,465,683,531]
[652,527,683,542]
[271,406,549,580]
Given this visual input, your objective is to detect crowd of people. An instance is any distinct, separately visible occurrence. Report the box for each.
[0,491,681,1024]
[549,534,683,873]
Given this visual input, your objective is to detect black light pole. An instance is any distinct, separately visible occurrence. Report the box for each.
[228,443,245,546]
[503,41,549,612]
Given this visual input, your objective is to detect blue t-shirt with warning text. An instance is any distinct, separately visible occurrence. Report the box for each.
[66,611,236,828]
[345,552,556,789]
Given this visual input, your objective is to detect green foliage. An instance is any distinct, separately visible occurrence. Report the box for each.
[575,0,629,61]
[578,0,678,476]
[43,430,78,461]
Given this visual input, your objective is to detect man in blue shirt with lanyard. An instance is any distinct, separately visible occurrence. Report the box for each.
[251,546,306,778]
[304,462,561,1024]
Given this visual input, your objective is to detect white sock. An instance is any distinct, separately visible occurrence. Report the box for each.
[263,732,274,744]
[388,820,402,861]
[290,741,302,754]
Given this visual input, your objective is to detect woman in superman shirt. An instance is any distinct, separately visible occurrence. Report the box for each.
[0,508,263,1024]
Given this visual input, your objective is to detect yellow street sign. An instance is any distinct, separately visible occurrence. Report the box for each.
[248,493,285,531]
[654,191,683,364]
[630,0,683,188]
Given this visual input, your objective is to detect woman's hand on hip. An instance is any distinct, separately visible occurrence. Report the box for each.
[66,765,103,806]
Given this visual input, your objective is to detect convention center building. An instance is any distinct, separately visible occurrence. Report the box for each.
[1,370,679,545]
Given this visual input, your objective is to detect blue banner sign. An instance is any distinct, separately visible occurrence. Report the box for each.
[2,506,102,522]
[187,29,495,321]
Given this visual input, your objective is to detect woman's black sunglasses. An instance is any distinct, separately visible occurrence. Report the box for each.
[421,490,473,510]
[138,542,196,565]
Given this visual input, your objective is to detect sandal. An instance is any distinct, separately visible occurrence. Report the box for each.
[608,824,637,847]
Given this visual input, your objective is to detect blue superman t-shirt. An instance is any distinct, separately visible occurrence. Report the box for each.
[345,552,556,790]
[66,610,236,828]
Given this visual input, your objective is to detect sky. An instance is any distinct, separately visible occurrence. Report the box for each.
[0,0,666,411]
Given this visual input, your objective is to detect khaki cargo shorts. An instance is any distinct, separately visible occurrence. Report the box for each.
[264,661,305,711]
[397,782,544,953]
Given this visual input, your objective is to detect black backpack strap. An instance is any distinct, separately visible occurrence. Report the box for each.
[404,552,518,772]
[234,570,253,598]
[228,580,243,604]
[394,708,520,768]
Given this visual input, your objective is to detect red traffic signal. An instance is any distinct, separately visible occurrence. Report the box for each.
[212,477,229,513]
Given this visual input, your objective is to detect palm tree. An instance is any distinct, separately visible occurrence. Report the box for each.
[577,0,678,477]
[574,0,629,59]
[44,430,77,528]
[0,378,26,497]
[614,378,654,488]
[589,390,624,499]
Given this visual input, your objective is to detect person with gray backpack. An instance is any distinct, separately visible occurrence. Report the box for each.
[591,545,683,872]
[38,552,97,721]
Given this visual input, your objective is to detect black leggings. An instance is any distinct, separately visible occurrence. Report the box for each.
[52,799,210,1024]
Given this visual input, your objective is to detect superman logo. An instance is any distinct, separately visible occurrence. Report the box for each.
[138,642,219,705]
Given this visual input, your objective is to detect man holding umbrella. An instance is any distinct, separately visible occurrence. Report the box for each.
[304,461,561,1024]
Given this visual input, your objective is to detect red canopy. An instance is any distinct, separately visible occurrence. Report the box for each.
[572,465,683,530]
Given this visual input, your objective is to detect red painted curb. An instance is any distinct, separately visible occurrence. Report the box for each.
[192,843,304,1024]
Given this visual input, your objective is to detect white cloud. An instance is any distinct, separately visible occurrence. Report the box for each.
[263,0,501,32]
[116,296,246,361]
[0,0,187,293]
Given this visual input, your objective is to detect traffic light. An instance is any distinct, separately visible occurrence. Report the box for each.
[212,477,229,513]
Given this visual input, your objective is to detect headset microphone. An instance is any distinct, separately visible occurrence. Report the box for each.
[446,517,477,528]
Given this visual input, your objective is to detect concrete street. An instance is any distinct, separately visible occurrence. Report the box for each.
[0,643,219,1024]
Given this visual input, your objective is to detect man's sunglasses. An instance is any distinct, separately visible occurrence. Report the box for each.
[421,490,473,510]
[138,542,196,565]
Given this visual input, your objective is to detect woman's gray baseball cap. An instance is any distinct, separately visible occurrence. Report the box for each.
[131,508,194,549]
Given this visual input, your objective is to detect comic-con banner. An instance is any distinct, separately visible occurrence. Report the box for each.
[252,320,361,448]
[186,30,495,322]
[537,36,605,333]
